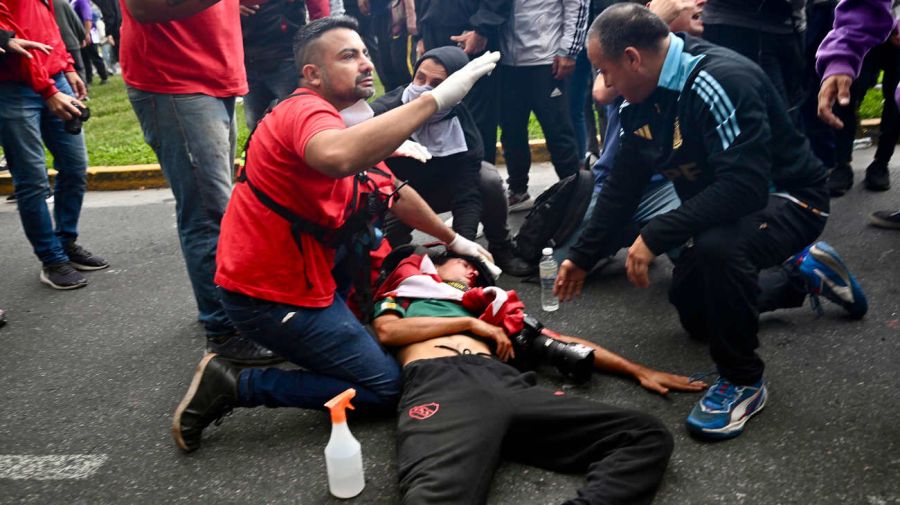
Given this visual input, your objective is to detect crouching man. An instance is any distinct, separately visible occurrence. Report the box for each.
[170,16,499,452]
[373,250,696,504]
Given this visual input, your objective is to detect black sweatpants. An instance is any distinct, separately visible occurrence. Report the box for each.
[80,42,108,84]
[422,25,502,164]
[397,355,673,505]
[668,188,829,385]
[834,40,900,166]
[703,24,805,125]
[500,64,580,195]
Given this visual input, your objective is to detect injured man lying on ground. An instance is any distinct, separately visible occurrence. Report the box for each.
[371,247,703,505]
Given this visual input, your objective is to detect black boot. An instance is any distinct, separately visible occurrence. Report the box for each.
[490,243,535,277]
[827,164,854,197]
[172,354,240,453]
[206,333,283,366]
[864,159,891,191]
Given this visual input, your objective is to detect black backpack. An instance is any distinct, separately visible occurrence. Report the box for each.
[514,170,595,263]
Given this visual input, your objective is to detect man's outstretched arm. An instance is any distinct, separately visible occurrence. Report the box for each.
[550,333,706,395]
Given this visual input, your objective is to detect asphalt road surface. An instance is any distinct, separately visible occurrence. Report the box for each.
[0,149,898,504]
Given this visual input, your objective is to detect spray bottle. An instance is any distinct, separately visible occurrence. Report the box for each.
[324,388,365,499]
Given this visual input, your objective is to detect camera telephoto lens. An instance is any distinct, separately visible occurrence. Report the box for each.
[510,315,595,384]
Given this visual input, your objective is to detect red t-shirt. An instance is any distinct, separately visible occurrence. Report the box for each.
[216,89,394,308]
[119,0,247,97]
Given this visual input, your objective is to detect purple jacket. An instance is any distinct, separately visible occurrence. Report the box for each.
[816,0,897,106]
[68,0,91,22]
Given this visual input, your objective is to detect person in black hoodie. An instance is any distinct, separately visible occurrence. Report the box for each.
[372,46,532,276]
[414,0,512,164]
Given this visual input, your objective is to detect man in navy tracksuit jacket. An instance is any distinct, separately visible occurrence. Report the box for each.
[556,4,868,440]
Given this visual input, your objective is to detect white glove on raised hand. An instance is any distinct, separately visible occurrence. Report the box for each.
[391,140,433,163]
[428,51,501,111]
[447,233,501,279]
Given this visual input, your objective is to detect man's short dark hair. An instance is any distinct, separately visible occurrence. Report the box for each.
[293,15,360,71]
[588,3,669,59]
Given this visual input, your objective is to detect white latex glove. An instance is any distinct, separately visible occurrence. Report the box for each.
[391,140,433,163]
[428,51,501,111]
[448,233,500,279]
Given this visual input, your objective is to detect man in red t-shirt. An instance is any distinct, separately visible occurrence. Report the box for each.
[171,16,501,453]
[1,0,109,291]
[120,0,275,364]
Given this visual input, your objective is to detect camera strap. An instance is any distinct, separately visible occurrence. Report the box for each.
[236,91,394,315]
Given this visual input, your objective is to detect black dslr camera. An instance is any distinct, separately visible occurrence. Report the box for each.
[510,314,594,383]
[64,104,90,135]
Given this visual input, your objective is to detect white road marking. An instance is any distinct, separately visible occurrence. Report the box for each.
[0,455,108,480]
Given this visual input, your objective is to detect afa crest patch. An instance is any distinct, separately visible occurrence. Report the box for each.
[408,402,440,420]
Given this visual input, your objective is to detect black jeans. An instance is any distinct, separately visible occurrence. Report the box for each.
[704,23,805,125]
[500,64,580,194]
[80,42,108,84]
[668,189,828,385]
[834,40,900,166]
[397,355,673,505]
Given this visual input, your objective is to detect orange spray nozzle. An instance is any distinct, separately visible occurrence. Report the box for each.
[324,388,357,423]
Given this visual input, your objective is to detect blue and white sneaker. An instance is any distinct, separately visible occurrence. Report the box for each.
[686,377,767,440]
[787,241,868,319]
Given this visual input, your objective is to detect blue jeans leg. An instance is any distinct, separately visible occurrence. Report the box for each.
[554,180,682,265]
[127,87,236,336]
[220,289,402,410]
[0,74,87,265]
[243,62,299,130]
[568,49,593,158]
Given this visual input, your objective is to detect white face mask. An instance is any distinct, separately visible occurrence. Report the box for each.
[402,83,452,124]
[339,99,375,127]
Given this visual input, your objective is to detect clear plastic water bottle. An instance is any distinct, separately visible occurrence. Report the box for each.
[539,247,559,312]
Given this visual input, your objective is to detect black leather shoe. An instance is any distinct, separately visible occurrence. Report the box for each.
[827,165,853,197]
[864,159,891,191]
[490,246,536,277]
[206,333,283,366]
[0,308,6,328]
[172,353,240,453]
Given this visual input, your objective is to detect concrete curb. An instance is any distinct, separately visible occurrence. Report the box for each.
[0,140,552,195]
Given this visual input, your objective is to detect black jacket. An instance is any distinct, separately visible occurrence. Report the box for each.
[416,0,512,44]
[242,0,306,70]
[568,34,827,269]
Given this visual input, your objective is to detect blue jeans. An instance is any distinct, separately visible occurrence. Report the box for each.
[568,49,594,158]
[554,180,682,265]
[243,61,300,130]
[220,289,402,410]
[127,87,236,336]
[0,74,88,265]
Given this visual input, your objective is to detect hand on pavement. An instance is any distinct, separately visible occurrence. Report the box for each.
[633,367,708,395]
[554,259,586,302]
[817,74,853,129]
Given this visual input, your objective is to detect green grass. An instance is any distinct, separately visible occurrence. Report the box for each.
[1,75,884,167]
